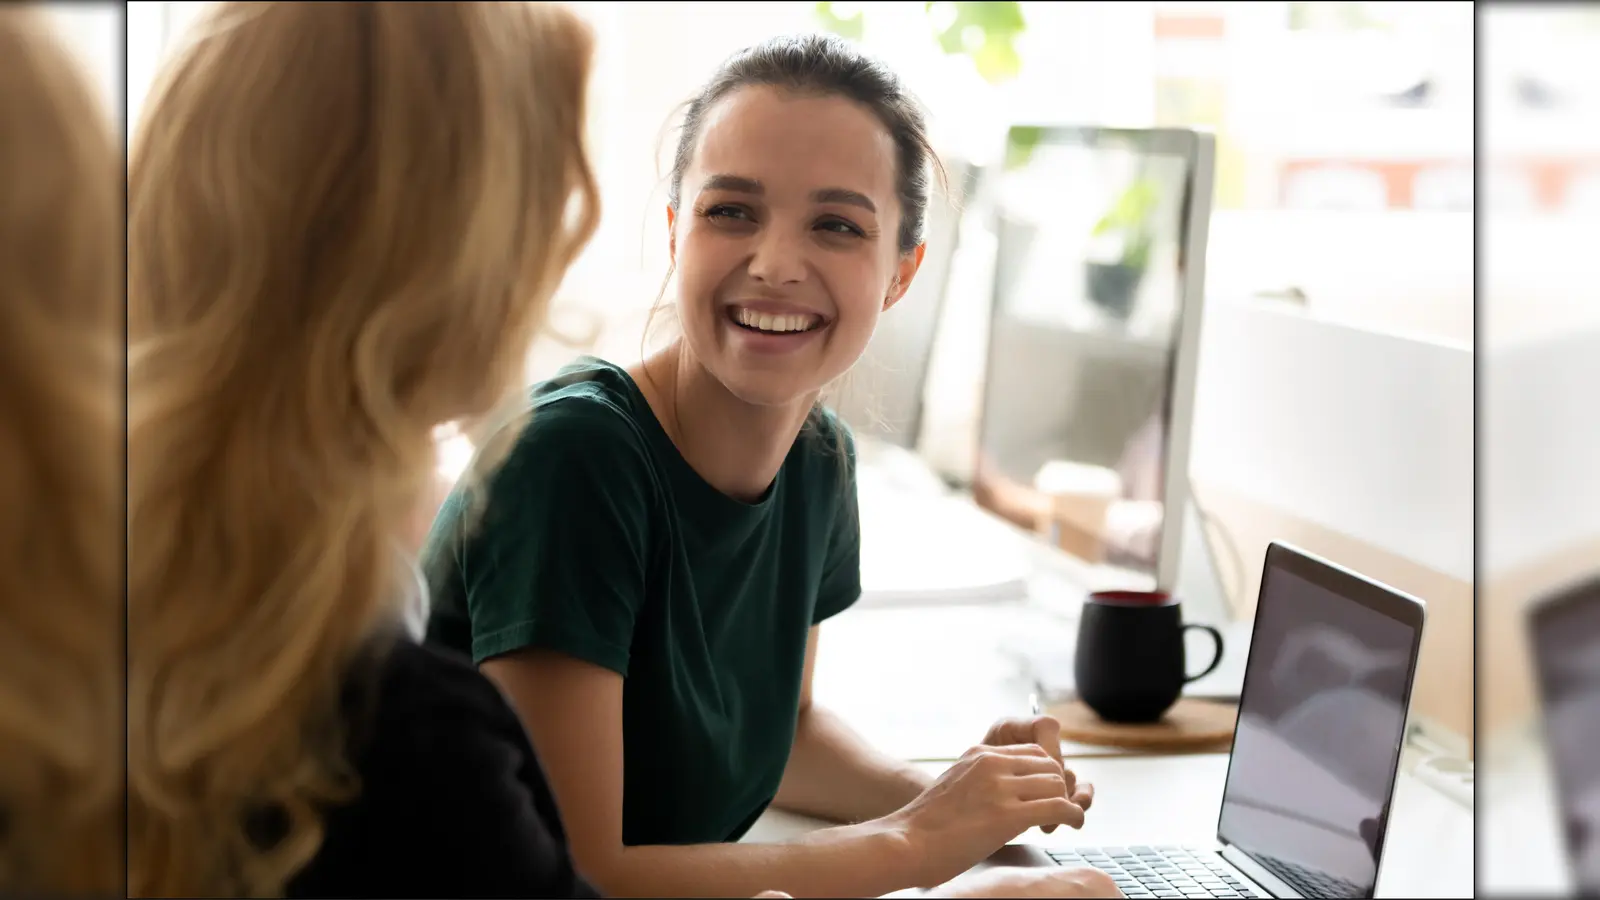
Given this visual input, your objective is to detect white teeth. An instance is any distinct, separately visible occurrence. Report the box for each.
[734,307,818,334]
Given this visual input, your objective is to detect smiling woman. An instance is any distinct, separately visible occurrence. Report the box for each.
[665,83,919,404]
[419,32,1104,900]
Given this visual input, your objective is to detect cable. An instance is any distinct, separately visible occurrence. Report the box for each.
[1191,494,1247,613]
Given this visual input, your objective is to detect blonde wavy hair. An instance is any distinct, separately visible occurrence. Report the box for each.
[128,2,600,895]
[0,5,124,897]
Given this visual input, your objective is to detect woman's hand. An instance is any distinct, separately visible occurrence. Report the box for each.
[884,744,1086,888]
[980,715,1095,833]
[930,865,1123,898]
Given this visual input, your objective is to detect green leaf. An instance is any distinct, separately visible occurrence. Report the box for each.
[1091,176,1162,270]
[936,24,966,55]
[923,1,1027,83]
[971,36,1022,85]
[965,0,1025,33]
[814,1,865,42]
[1004,125,1043,171]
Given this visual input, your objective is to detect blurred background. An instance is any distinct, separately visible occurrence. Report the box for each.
[1480,3,1600,898]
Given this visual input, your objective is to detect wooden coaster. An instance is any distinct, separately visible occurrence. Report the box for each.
[1048,697,1238,753]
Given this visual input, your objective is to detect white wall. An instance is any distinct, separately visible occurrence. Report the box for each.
[1187,296,1474,584]
[1484,326,1600,582]
[1481,211,1600,586]
[1483,214,1600,348]
[1205,210,1473,346]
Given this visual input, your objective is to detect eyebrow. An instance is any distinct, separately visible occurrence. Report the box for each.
[701,174,877,214]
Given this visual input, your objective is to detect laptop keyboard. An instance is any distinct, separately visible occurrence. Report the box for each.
[1253,852,1365,898]
[1046,846,1267,898]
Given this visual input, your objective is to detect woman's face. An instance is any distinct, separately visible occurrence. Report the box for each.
[669,85,923,409]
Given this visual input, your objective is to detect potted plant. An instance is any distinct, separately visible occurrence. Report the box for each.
[1084,175,1159,323]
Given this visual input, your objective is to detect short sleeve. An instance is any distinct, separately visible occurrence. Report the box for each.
[812,417,862,626]
[457,397,656,674]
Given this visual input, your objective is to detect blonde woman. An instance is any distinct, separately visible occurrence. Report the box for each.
[0,6,124,897]
[127,2,604,896]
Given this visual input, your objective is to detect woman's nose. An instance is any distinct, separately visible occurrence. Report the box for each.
[747,226,806,286]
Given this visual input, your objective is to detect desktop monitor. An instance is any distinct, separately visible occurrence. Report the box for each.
[973,125,1214,590]
[832,158,980,450]
[1529,575,1600,893]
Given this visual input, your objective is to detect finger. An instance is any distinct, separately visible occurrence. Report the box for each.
[1061,867,1123,896]
[1030,715,1064,767]
[1019,795,1086,831]
[983,716,1028,745]
[986,742,1056,761]
[1012,772,1070,802]
[994,747,1066,777]
[1072,781,1096,812]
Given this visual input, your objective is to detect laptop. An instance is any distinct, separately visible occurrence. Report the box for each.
[1042,542,1427,898]
[1527,573,1600,894]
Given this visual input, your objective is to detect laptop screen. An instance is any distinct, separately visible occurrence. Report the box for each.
[1530,577,1600,892]
[1216,555,1421,897]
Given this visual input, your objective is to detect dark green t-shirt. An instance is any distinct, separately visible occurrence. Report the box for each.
[421,356,862,847]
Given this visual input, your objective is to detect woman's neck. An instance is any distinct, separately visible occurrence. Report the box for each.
[630,341,816,503]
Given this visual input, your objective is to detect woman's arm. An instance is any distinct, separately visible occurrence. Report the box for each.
[484,648,1083,899]
[771,627,935,824]
[482,650,922,900]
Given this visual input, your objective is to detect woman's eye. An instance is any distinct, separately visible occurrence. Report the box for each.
[706,205,751,221]
[817,219,863,237]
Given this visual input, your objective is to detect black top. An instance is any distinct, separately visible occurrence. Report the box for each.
[285,636,602,899]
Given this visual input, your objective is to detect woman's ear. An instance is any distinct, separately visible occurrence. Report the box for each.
[883,243,927,311]
[666,205,677,266]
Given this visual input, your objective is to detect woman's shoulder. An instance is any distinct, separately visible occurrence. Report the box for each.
[360,637,526,738]
[482,356,660,489]
[523,355,653,447]
[808,404,856,456]
[289,636,595,898]
[792,404,858,482]
[336,636,543,820]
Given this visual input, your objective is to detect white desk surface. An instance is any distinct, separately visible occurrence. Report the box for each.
[745,754,1473,898]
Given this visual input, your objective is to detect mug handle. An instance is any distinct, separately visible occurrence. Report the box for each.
[1182,623,1224,683]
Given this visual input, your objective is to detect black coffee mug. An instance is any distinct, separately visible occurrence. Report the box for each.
[1074,589,1224,723]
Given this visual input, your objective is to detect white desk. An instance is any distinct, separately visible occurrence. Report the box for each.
[745,754,1473,898]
